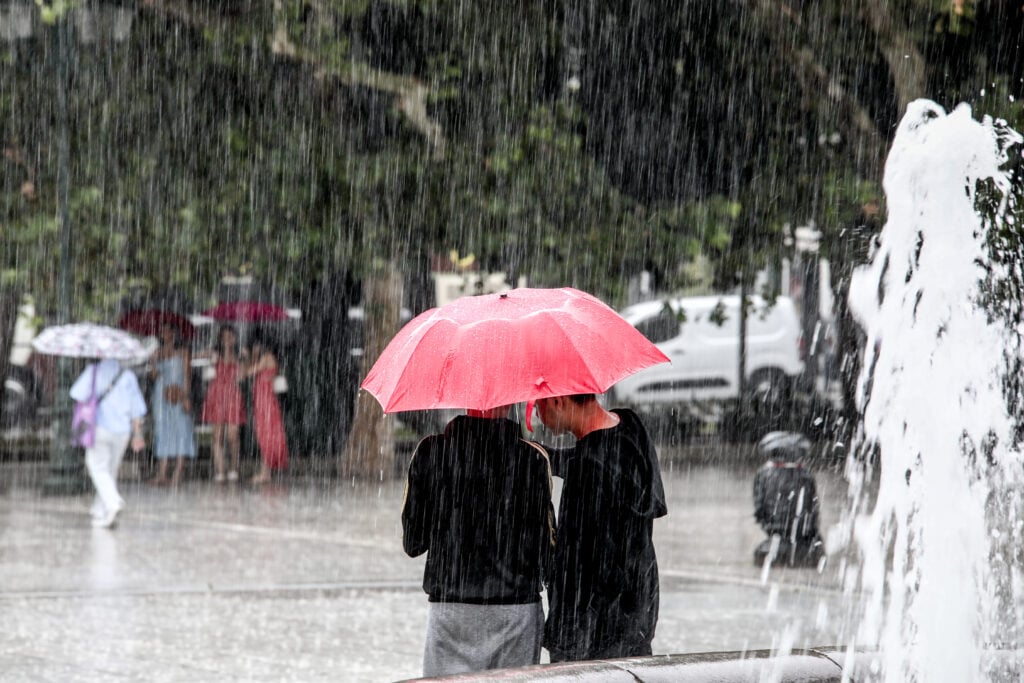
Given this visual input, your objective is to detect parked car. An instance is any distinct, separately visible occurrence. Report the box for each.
[611,295,804,421]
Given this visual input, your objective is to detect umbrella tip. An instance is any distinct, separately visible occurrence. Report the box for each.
[499,293,508,299]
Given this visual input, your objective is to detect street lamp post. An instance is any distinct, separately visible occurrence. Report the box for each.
[793,224,823,395]
[44,4,133,494]
[0,2,82,491]
[1,4,132,492]
[43,9,85,494]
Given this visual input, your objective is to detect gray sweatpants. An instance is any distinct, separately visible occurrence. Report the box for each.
[422,601,543,677]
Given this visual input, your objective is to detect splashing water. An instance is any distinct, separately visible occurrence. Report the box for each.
[844,101,1024,681]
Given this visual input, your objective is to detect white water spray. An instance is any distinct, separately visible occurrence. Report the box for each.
[844,101,1024,681]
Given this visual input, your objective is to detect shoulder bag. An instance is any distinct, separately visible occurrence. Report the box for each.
[71,366,125,448]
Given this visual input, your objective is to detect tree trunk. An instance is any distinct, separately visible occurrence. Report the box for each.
[738,275,748,402]
[145,1,447,160]
[800,253,821,393]
[830,203,882,440]
[341,263,403,480]
[862,0,928,114]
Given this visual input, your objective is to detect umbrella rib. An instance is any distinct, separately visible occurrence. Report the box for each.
[538,311,606,391]
[374,319,458,412]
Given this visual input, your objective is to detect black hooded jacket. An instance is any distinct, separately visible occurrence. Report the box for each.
[544,408,668,660]
[753,461,820,539]
[402,416,555,604]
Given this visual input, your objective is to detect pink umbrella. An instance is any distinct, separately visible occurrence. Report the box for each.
[118,310,196,341]
[361,288,669,420]
[204,301,289,323]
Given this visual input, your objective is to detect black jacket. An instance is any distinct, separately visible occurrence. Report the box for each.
[753,461,820,539]
[402,416,554,604]
[544,408,668,660]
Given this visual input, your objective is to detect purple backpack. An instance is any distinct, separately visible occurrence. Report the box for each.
[71,366,123,448]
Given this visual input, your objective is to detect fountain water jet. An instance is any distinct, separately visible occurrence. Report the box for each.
[843,100,1024,681]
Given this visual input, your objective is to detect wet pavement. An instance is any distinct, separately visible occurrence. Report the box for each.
[0,443,862,682]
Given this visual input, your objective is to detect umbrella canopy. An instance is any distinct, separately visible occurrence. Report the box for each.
[31,323,149,360]
[118,310,196,342]
[361,287,670,413]
[204,301,289,323]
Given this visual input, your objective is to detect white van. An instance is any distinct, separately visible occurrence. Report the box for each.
[612,295,804,412]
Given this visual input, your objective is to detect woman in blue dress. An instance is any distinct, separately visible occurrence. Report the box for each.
[148,323,196,486]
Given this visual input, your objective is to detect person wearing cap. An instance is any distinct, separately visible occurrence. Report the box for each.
[752,431,824,567]
[534,393,667,662]
[401,406,554,677]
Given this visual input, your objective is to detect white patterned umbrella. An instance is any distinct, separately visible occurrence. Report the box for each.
[31,323,149,360]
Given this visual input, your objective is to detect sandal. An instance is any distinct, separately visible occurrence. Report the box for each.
[213,473,226,483]
[226,471,239,482]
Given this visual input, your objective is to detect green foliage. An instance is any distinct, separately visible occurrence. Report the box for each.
[0,0,1021,323]
[35,1,77,25]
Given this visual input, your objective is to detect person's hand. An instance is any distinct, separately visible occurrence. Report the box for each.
[130,435,145,453]
[182,399,192,414]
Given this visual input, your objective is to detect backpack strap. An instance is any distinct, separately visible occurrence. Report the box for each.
[522,439,556,548]
[401,435,437,511]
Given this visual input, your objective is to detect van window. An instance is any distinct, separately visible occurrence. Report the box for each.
[636,311,678,344]
[704,312,738,337]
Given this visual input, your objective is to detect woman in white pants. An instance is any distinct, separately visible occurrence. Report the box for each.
[70,358,147,528]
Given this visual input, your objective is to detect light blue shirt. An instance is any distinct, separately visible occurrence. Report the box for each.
[69,359,147,435]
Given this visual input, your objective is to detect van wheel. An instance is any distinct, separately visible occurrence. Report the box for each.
[746,369,790,429]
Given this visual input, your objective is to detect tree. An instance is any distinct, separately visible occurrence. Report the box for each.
[2,0,1021,471]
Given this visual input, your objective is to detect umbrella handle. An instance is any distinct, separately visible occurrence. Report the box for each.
[525,399,536,432]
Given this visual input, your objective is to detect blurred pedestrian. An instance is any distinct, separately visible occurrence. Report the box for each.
[752,431,824,568]
[402,406,554,677]
[148,323,196,486]
[534,394,667,662]
[240,332,288,484]
[70,358,147,528]
[200,325,245,483]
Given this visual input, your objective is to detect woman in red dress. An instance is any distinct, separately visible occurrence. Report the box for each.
[240,333,288,484]
[201,325,247,483]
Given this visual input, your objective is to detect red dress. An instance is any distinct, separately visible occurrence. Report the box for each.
[201,360,246,425]
[253,367,288,471]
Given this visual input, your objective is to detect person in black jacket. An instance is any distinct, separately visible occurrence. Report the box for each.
[752,431,825,568]
[402,406,555,677]
[534,394,667,662]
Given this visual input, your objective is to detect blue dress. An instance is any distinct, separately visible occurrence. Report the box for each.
[152,355,197,458]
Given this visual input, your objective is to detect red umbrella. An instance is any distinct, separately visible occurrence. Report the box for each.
[204,301,289,322]
[118,310,195,342]
[361,287,669,416]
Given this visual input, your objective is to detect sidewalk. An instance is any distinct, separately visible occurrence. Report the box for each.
[0,455,857,682]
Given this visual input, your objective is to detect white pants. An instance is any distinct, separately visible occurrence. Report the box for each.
[85,427,130,517]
